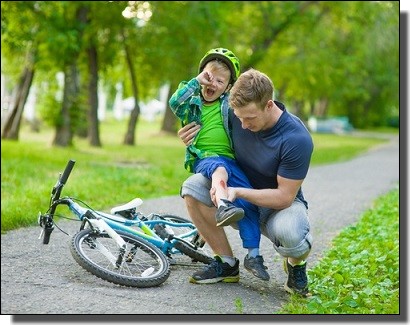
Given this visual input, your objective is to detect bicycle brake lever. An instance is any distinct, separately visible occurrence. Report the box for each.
[38,212,54,244]
[38,228,44,240]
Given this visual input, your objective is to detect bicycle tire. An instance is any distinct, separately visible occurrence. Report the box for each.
[70,228,171,288]
[153,214,213,264]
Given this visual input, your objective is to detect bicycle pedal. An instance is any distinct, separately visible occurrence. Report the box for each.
[168,257,177,265]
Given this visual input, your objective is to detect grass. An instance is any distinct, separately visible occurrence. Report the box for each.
[277,187,399,314]
[1,117,393,233]
[309,132,392,165]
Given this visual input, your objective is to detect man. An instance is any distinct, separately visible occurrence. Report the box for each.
[178,68,314,296]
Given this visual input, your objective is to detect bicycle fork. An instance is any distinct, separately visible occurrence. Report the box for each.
[87,218,155,276]
[85,217,127,268]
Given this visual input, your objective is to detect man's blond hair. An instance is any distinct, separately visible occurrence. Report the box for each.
[229,68,274,109]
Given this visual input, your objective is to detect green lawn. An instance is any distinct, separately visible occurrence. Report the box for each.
[278,187,399,314]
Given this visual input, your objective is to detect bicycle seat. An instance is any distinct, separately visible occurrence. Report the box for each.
[110,198,143,215]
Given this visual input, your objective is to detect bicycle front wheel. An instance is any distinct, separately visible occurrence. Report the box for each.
[70,229,170,288]
[153,214,213,264]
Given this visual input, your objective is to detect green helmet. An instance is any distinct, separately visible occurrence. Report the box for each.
[198,48,240,83]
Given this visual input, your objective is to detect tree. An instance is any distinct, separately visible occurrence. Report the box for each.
[2,1,399,143]
[1,51,35,140]
[1,1,38,140]
[52,4,88,146]
[121,28,141,145]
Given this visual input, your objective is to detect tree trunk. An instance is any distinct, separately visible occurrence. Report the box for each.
[74,5,89,139]
[87,45,101,147]
[122,32,140,146]
[52,64,79,146]
[124,100,139,145]
[52,5,88,147]
[160,80,178,134]
[1,64,34,140]
[292,100,304,120]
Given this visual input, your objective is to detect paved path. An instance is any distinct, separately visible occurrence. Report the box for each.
[1,134,399,319]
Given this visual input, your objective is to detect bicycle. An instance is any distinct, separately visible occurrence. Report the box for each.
[38,159,213,288]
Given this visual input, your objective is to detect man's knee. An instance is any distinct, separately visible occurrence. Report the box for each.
[271,230,313,259]
[263,202,313,258]
[180,173,214,207]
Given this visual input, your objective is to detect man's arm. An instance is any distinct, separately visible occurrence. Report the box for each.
[227,176,303,210]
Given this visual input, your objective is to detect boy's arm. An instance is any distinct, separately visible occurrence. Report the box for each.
[168,78,202,122]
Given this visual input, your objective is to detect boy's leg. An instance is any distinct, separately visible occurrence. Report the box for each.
[211,166,229,202]
[225,162,270,280]
[194,158,245,227]
[211,166,245,226]
[230,203,270,281]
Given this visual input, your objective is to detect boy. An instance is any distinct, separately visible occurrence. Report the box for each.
[169,48,269,281]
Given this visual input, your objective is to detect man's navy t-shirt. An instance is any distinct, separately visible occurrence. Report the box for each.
[230,101,313,208]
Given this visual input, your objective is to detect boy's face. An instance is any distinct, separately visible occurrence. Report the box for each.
[201,65,231,103]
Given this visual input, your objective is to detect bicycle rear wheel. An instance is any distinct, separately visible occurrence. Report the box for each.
[70,229,170,287]
[153,214,213,264]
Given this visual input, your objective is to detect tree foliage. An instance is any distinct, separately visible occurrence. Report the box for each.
[1,1,400,146]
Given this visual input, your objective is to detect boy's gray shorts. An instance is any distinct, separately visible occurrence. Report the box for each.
[180,173,313,259]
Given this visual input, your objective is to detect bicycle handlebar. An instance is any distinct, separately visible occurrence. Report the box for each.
[40,159,76,244]
[60,159,75,185]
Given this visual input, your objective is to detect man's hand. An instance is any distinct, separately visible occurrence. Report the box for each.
[178,122,201,146]
[210,186,238,206]
[210,187,217,206]
[226,187,238,203]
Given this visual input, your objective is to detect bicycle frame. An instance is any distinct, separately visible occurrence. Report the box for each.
[40,158,207,261]
[38,159,211,287]
[60,197,200,258]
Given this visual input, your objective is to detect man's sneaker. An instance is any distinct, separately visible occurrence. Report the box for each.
[215,199,245,227]
[283,259,310,297]
[189,255,240,284]
[244,255,270,281]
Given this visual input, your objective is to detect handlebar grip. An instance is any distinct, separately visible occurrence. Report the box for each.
[60,159,75,184]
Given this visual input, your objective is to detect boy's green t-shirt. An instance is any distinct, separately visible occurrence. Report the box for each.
[195,102,234,159]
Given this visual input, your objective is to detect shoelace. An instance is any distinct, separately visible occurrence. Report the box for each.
[206,259,223,275]
[248,256,268,269]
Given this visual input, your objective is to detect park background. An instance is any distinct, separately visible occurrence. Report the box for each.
[1,0,403,319]
[1,0,400,234]
[1,1,399,145]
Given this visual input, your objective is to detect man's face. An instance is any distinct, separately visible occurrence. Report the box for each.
[232,101,272,132]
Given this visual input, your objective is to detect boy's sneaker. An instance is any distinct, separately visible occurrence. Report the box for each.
[244,255,270,281]
[189,255,240,284]
[215,199,245,227]
[283,259,310,297]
